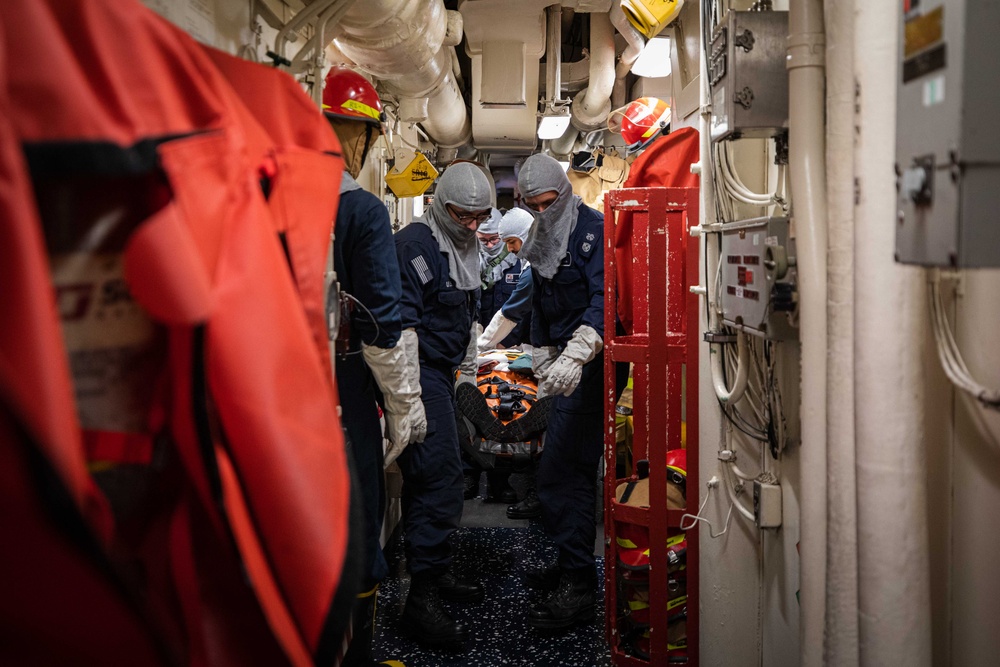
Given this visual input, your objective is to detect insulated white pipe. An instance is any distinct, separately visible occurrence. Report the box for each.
[852,1,932,664]
[571,11,616,131]
[823,1,860,663]
[548,125,580,158]
[545,4,562,105]
[609,3,645,108]
[787,1,828,665]
[334,0,471,148]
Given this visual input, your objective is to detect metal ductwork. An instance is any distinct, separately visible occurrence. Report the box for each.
[460,0,549,153]
[334,0,472,152]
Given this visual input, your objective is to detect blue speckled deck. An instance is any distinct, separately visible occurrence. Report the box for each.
[373,523,611,667]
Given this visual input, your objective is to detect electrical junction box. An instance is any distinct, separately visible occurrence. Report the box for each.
[895,0,1000,267]
[753,480,782,529]
[720,216,797,340]
[709,10,789,142]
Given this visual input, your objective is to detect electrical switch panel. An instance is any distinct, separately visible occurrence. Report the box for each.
[720,216,796,340]
[709,10,789,142]
[894,0,1000,267]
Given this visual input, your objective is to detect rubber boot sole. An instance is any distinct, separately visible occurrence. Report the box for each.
[455,383,507,441]
[401,614,469,650]
[527,602,596,631]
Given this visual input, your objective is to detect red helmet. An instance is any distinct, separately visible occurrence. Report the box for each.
[621,96,671,154]
[322,66,383,126]
[666,448,686,479]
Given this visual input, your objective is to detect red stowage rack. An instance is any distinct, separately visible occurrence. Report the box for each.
[604,187,700,666]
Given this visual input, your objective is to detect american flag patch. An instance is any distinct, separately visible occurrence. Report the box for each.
[410,255,433,285]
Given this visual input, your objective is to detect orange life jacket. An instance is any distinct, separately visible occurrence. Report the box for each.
[0,1,352,664]
[614,127,701,334]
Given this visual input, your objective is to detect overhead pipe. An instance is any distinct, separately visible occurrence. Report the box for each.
[294,0,360,107]
[544,4,563,107]
[609,2,645,108]
[334,0,472,150]
[570,11,616,132]
[274,0,338,60]
[787,0,829,665]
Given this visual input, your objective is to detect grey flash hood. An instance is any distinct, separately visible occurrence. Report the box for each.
[415,162,493,291]
[517,153,580,279]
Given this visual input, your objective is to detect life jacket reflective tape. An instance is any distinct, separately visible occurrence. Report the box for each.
[2,1,353,663]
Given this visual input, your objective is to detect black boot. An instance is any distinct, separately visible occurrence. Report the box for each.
[527,567,596,631]
[341,586,378,667]
[506,487,541,519]
[463,472,480,500]
[436,568,484,603]
[524,562,561,591]
[402,575,469,649]
[485,470,518,504]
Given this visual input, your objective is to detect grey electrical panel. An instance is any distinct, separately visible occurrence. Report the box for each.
[895,0,1000,267]
[709,10,789,142]
[720,217,796,339]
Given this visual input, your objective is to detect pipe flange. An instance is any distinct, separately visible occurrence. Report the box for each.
[570,89,612,132]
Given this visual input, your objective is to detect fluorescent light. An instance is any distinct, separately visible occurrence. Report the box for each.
[537,112,571,140]
[413,195,424,218]
[631,36,672,78]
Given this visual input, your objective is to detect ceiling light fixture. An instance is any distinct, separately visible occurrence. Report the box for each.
[631,36,672,78]
[537,108,572,140]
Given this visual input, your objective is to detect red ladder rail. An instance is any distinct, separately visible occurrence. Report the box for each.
[604,187,700,666]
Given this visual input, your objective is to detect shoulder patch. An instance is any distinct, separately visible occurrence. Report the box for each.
[410,255,433,285]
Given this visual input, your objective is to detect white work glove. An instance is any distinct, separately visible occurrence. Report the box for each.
[531,345,559,399]
[477,310,518,353]
[456,322,482,388]
[362,328,426,468]
[539,325,604,398]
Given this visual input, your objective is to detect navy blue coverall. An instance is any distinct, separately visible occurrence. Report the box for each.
[480,257,532,347]
[394,222,479,577]
[531,202,628,573]
[333,186,403,589]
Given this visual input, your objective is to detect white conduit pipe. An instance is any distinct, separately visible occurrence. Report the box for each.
[609,3,645,109]
[823,0,860,662]
[722,463,756,522]
[788,0,828,665]
[711,330,749,405]
[852,1,932,664]
[571,11,616,131]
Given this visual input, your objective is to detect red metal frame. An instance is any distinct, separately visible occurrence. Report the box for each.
[604,187,700,666]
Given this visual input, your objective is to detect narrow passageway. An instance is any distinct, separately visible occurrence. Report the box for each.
[374,475,612,667]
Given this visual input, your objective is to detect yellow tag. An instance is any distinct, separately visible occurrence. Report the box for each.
[386,152,439,198]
